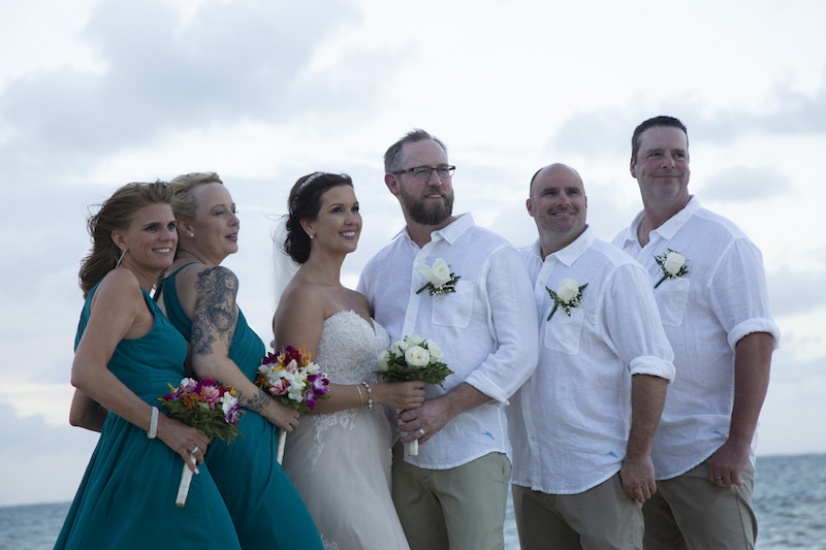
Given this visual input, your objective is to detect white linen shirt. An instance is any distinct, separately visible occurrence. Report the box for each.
[358,214,539,470]
[613,197,780,480]
[509,228,675,494]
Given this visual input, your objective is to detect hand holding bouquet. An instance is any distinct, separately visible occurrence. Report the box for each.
[255,345,330,463]
[375,335,453,456]
[157,377,243,506]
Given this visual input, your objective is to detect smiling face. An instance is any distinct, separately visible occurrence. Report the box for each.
[302,184,361,257]
[183,182,240,264]
[112,203,178,275]
[388,139,455,228]
[630,125,691,212]
[527,164,588,255]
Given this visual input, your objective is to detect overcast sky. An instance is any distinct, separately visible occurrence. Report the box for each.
[1,0,824,507]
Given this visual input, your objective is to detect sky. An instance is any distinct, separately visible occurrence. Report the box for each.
[0,0,824,507]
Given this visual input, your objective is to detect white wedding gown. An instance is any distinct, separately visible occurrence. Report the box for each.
[281,310,410,550]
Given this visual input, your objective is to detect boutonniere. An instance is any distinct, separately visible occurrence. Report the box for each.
[654,249,689,288]
[415,258,461,296]
[545,278,588,321]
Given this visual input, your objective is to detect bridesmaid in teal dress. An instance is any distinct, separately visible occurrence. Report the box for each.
[56,181,240,549]
[156,172,322,550]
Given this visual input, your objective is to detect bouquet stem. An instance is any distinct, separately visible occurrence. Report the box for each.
[407,440,419,456]
[276,429,287,464]
[175,452,197,507]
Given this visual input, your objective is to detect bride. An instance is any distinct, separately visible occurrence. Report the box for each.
[273,172,425,550]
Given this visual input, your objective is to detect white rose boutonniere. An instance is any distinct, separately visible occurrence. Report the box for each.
[654,249,689,288]
[545,278,588,321]
[415,258,461,296]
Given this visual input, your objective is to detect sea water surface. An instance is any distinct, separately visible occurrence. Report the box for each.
[2,454,824,549]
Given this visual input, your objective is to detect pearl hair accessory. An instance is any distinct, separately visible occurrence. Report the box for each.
[301,172,325,189]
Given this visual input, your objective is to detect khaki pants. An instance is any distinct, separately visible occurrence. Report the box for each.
[643,458,757,550]
[512,473,643,550]
[391,442,511,550]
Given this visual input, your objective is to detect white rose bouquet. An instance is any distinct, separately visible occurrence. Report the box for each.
[375,335,453,455]
[415,258,460,296]
[545,278,588,321]
[654,249,689,288]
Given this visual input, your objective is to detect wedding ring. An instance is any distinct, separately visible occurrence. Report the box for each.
[417,428,426,436]
[714,476,723,481]
[191,445,200,455]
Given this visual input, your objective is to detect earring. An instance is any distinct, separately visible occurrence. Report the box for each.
[309,234,314,239]
[116,248,127,268]
[189,231,195,238]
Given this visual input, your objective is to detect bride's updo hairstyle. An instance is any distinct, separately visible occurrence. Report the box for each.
[285,172,353,264]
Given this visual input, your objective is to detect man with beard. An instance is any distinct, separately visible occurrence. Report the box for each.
[358,129,539,550]
[613,116,779,549]
[508,163,675,549]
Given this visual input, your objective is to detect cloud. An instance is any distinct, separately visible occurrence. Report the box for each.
[700,166,786,202]
[0,0,389,186]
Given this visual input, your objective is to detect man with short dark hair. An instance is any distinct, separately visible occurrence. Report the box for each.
[614,115,780,549]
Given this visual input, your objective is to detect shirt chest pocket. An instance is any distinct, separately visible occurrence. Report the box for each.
[654,276,690,327]
[544,306,585,355]
[432,282,475,328]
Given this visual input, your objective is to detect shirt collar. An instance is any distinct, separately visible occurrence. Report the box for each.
[623,196,701,246]
[399,213,474,246]
[546,226,593,267]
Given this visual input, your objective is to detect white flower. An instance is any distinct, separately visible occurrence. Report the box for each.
[405,345,431,367]
[415,258,461,296]
[654,249,689,288]
[555,278,580,303]
[425,339,444,361]
[392,339,409,353]
[221,391,239,416]
[405,335,425,346]
[663,251,685,275]
[545,279,588,321]
[376,350,391,371]
[428,258,453,287]
[304,361,320,375]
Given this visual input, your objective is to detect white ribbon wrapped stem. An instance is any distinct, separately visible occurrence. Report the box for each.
[175,452,197,507]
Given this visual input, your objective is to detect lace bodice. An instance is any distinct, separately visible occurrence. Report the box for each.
[316,310,389,384]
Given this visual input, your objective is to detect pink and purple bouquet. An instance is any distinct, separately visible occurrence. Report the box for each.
[255,345,330,413]
[158,377,244,443]
[157,377,244,506]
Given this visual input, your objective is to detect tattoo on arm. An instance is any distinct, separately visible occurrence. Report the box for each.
[191,267,239,356]
[243,389,271,412]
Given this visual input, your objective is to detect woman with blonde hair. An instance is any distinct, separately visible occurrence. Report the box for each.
[157,171,321,550]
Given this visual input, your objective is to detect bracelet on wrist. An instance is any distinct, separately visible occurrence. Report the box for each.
[147,406,159,439]
[361,382,373,410]
[356,384,365,407]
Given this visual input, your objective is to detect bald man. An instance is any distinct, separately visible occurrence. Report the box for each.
[508,164,675,550]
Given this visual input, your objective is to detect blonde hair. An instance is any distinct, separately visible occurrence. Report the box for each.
[169,171,223,219]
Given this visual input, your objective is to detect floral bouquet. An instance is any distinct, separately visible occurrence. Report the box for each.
[157,377,243,506]
[255,345,330,463]
[375,335,453,456]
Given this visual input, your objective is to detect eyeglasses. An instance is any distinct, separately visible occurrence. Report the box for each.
[391,165,456,180]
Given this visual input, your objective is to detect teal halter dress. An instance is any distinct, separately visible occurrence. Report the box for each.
[160,264,322,550]
[55,286,241,549]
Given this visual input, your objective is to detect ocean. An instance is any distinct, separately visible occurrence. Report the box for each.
[2,453,824,549]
